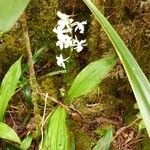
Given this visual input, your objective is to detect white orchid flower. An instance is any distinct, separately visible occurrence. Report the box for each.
[56,34,72,50]
[54,11,87,69]
[63,35,73,48]
[57,11,69,21]
[54,11,88,68]
[56,54,68,69]
[74,20,87,34]
[73,36,87,52]
[57,20,66,29]
[57,11,74,30]
[53,26,64,35]
[56,39,64,50]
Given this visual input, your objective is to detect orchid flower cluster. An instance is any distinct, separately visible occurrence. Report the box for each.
[53,11,87,69]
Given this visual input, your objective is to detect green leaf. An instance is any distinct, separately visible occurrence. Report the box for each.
[20,135,32,150]
[41,106,72,150]
[0,122,21,144]
[139,120,146,131]
[0,58,22,121]
[83,0,150,137]
[33,47,45,64]
[93,128,113,150]
[6,144,20,150]
[0,0,30,32]
[67,54,117,101]
[22,81,32,104]
[0,31,3,37]
[40,70,67,79]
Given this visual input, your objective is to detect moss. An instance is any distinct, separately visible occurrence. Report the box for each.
[0,0,59,82]
[25,0,59,70]
[39,77,59,105]
[0,25,26,78]
[75,131,95,150]
[122,95,138,125]
[73,93,122,118]
[138,140,150,150]
[0,0,149,148]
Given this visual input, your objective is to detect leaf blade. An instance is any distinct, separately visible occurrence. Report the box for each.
[67,54,117,101]
[93,128,113,150]
[0,0,30,32]
[0,58,22,121]
[41,106,72,150]
[83,0,150,137]
[0,122,21,144]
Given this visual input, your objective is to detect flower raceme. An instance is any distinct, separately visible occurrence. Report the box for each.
[53,11,87,51]
[53,11,87,68]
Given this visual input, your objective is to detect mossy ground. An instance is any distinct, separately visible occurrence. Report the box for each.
[0,0,150,149]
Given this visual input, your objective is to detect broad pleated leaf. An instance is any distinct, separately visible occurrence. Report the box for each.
[0,122,21,144]
[41,106,71,150]
[83,0,150,137]
[67,54,117,101]
[0,0,30,32]
[0,58,22,121]
[93,128,113,150]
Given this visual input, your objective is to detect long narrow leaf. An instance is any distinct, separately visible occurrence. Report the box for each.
[0,58,21,121]
[0,122,21,144]
[41,106,72,150]
[67,54,117,101]
[0,0,30,32]
[83,0,150,136]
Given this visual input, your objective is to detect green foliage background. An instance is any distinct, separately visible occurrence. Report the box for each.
[0,0,149,149]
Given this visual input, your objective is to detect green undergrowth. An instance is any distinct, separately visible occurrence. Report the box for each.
[0,0,149,149]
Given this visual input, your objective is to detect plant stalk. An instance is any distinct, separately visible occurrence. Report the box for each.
[21,13,41,138]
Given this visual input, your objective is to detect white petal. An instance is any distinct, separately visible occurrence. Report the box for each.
[57,11,69,21]
[56,54,66,69]
[56,41,64,50]
[74,21,87,34]
[57,20,66,29]
[75,46,83,53]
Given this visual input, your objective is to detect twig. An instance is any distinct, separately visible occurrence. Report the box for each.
[40,93,48,149]
[37,92,70,112]
[112,117,140,141]
[38,91,87,121]
[69,104,85,120]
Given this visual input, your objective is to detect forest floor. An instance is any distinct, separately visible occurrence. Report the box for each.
[0,0,150,149]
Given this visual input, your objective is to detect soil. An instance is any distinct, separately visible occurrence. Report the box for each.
[0,0,150,149]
